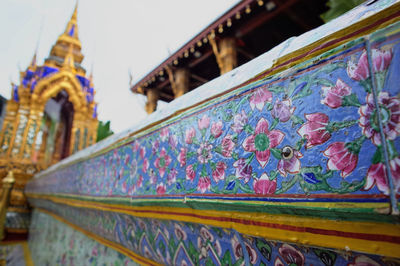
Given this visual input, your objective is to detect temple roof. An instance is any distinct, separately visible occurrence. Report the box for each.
[130,0,328,102]
[45,3,85,70]
[11,3,96,112]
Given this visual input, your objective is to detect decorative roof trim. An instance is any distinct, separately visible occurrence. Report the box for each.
[130,0,254,93]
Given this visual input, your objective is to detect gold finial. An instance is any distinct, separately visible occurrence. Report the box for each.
[71,1,78,22]
[29,52,37,70]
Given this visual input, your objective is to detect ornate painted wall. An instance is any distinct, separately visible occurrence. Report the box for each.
[26,1,400,264]
[29,210,137,265]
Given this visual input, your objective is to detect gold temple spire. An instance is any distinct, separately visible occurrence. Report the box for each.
[47,2,84,66]
[29,51,37,70]
[59,1,80,45]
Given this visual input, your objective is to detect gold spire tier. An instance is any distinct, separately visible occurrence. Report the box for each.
[46,3,84,69]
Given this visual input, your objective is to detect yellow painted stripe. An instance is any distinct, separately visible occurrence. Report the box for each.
[36,208,160,266]
[29,194,400,258]
[22,242,33,266]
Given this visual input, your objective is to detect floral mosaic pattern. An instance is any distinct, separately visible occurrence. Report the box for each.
[29,202,396,266]
[369,25,400,199]
[28,210,138,266]
[26,33,400,202]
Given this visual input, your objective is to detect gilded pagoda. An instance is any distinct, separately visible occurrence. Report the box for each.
[0,4,98,238]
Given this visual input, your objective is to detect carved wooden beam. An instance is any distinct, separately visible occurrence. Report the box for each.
[208,35,237,74]
[145,88,159,114]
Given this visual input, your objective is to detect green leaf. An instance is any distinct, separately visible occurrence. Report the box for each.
[372,147,383,164]
[268,86,285,93]
[269,118,279,131]
[315,78,334,87]
[188,241,199,264]
[244,125,254,134]
[269,170,278,180]
[205,258,214,266]
[186,187,198,194]
[313,248,337,266]
[232,152,239,161]
[342,93,361,107]
[276,175,298,194]
[256,239,272,261]
[291,115,304,126]
[270,148,282,160]
[222,250,232,266]
[239,183,254,194]
[233,258,244,266]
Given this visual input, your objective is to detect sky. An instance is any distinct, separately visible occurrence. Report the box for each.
[0,0,240,133]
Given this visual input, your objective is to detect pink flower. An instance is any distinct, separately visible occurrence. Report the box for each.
[232,110,248,133]
[124,154,131,165]
[154,148,172,178]
[211,121,223,138]
[271,99,295,122]
[122,181,127,193]
[253,173,277,195]
[221,135,235,157]
[198,114,210,130]
[167,168,178,186]
[152,140,159,154]
[365,156,400,195]
[136,175,143,188]
[278,150,303,177]
[297,113,331,149]
[160,127,169,141]
[132,141,140,152]
[233,158,252,183]
[372,48,392,72]
[347,51,369,81]
[348,255,380,266]
[178,148,187,167]
[359,92,400,146]
[156,183,166,195]
[249,86,272,111]
[321,79,352,109]
[278,244,305,266]
[128,185,136,196]
[197,142,213,164]
[139,147,146,159]
[212,161,227,182]
[185,127,196,144]
[198,176,211,193]
[323,142,358,178]
[149,169,157,184]
[142,158,149,173]
[186,165,196,181]
[347,48,392,81]
[168,135,178,149]
[242,118,284,167]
